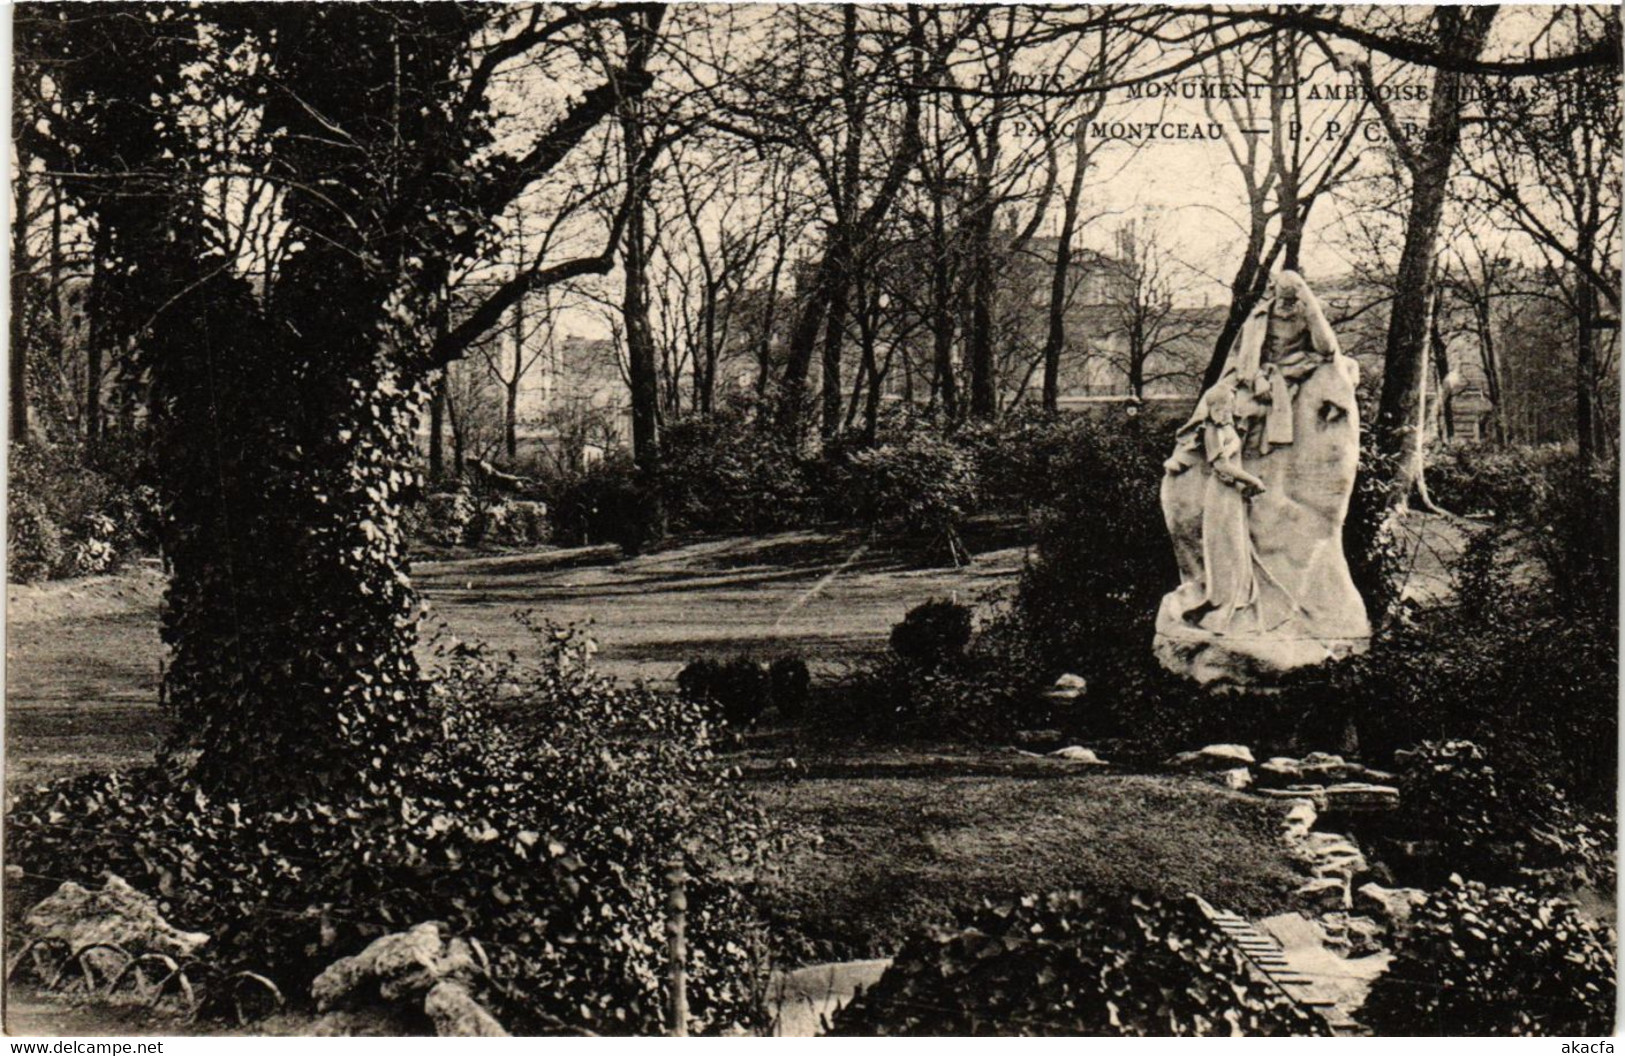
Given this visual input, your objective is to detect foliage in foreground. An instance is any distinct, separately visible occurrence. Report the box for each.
[6,623,774,1035]
[1359,876,1616,1036]
[1391,739,1615,893]
[826,890,1328,1036]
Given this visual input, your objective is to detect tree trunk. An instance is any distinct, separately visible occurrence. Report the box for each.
[966,180,998,420]
[930,191,958,419]
[85,233,106,441]
[1041,134,1088,413]
[429,374,446,479]
[1373,7,1497,507]
[1576,263,1597,461]
[622,111,660,470]
[9,164,31,446]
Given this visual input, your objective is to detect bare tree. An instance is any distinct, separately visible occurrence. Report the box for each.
[1101,221,1206,398]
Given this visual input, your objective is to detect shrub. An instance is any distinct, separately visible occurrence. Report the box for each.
[7,440,159,582]
[677,656,770,730]
[478,499,549,547]
[658,394,813,535]
[1391,740,1615,891]
[820,609,1052,743]
[544,453,663,553]
[7,621,774,1035]
[402,489,478,547]
[767,656,811,720]
[1424,442,1563,521]
[7,493,65,583]
[827,890,1328,1036]
[1358,876,1615,1036]
[835,427,977,561]
[889,599,973,670]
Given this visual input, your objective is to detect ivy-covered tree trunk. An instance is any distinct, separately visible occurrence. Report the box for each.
[22,3,654,805]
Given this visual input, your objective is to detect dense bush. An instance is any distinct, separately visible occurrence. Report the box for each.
[677,656,770,730]
[1013,415,1175,678]
[1390,740,1614,892]
[1359,876,1615,1036]
[7,622,774,1035]
[405,488,480,547]
[1424,443,1566,521]
[889,599,973,670]
[7,440,159,583]
[767,656,811,720]
[834,426,978,562]
[543,452,664,553]
[822,610,1051,742]
[477,499,550,547]
[828,890,1328,1036]
[659,395,813,535]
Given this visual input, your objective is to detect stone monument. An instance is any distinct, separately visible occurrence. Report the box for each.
[1155,271,1369,685]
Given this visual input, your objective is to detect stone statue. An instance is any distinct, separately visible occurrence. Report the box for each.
[1155,271,1369,685]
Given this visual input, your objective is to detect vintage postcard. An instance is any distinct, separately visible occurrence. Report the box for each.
[5,1,1619,1041]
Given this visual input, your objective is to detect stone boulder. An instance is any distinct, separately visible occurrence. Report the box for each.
[23,875,209,965]
[1303,832,1368,883]
[1292,877,1348,913]
[1258,757,1305,787]
[1354,883,1427,931]
[1280,799,1318,841]
[1208,766,1252,791]
[1049,746,1106,764]
[1320,783,1400,814]
[313,922,479,1010]
[425,981,510,1037]
[311,923,505,1037]
[1043,674,1087,703]
[1166,743,1255,770]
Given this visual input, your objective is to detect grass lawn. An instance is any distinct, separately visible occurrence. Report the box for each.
[5,528,1302,975]
[751,764,1300,962]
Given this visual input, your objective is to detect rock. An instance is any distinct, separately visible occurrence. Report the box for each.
[1044,674,1087,702]
[1259,786,1327,809]
[1304,832,1368,882]
[1166,743,1255,770]
[1049,745,1106,764]
[1320,783,1399,813]
[424,981,508,1037]
[1257,757,1305,787]
[1293,877,1348,912]
[1209,766,1252,790]
[1322,913,1386,957]
[312,922,479,1012]
[1355,883,1427,930]
[23,875,209,968]
[1301,752,1344,767]
[1281,799,1318,840]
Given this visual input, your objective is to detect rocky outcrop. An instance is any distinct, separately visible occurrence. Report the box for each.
[22,875,209,961]
[311,922,505,1037]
